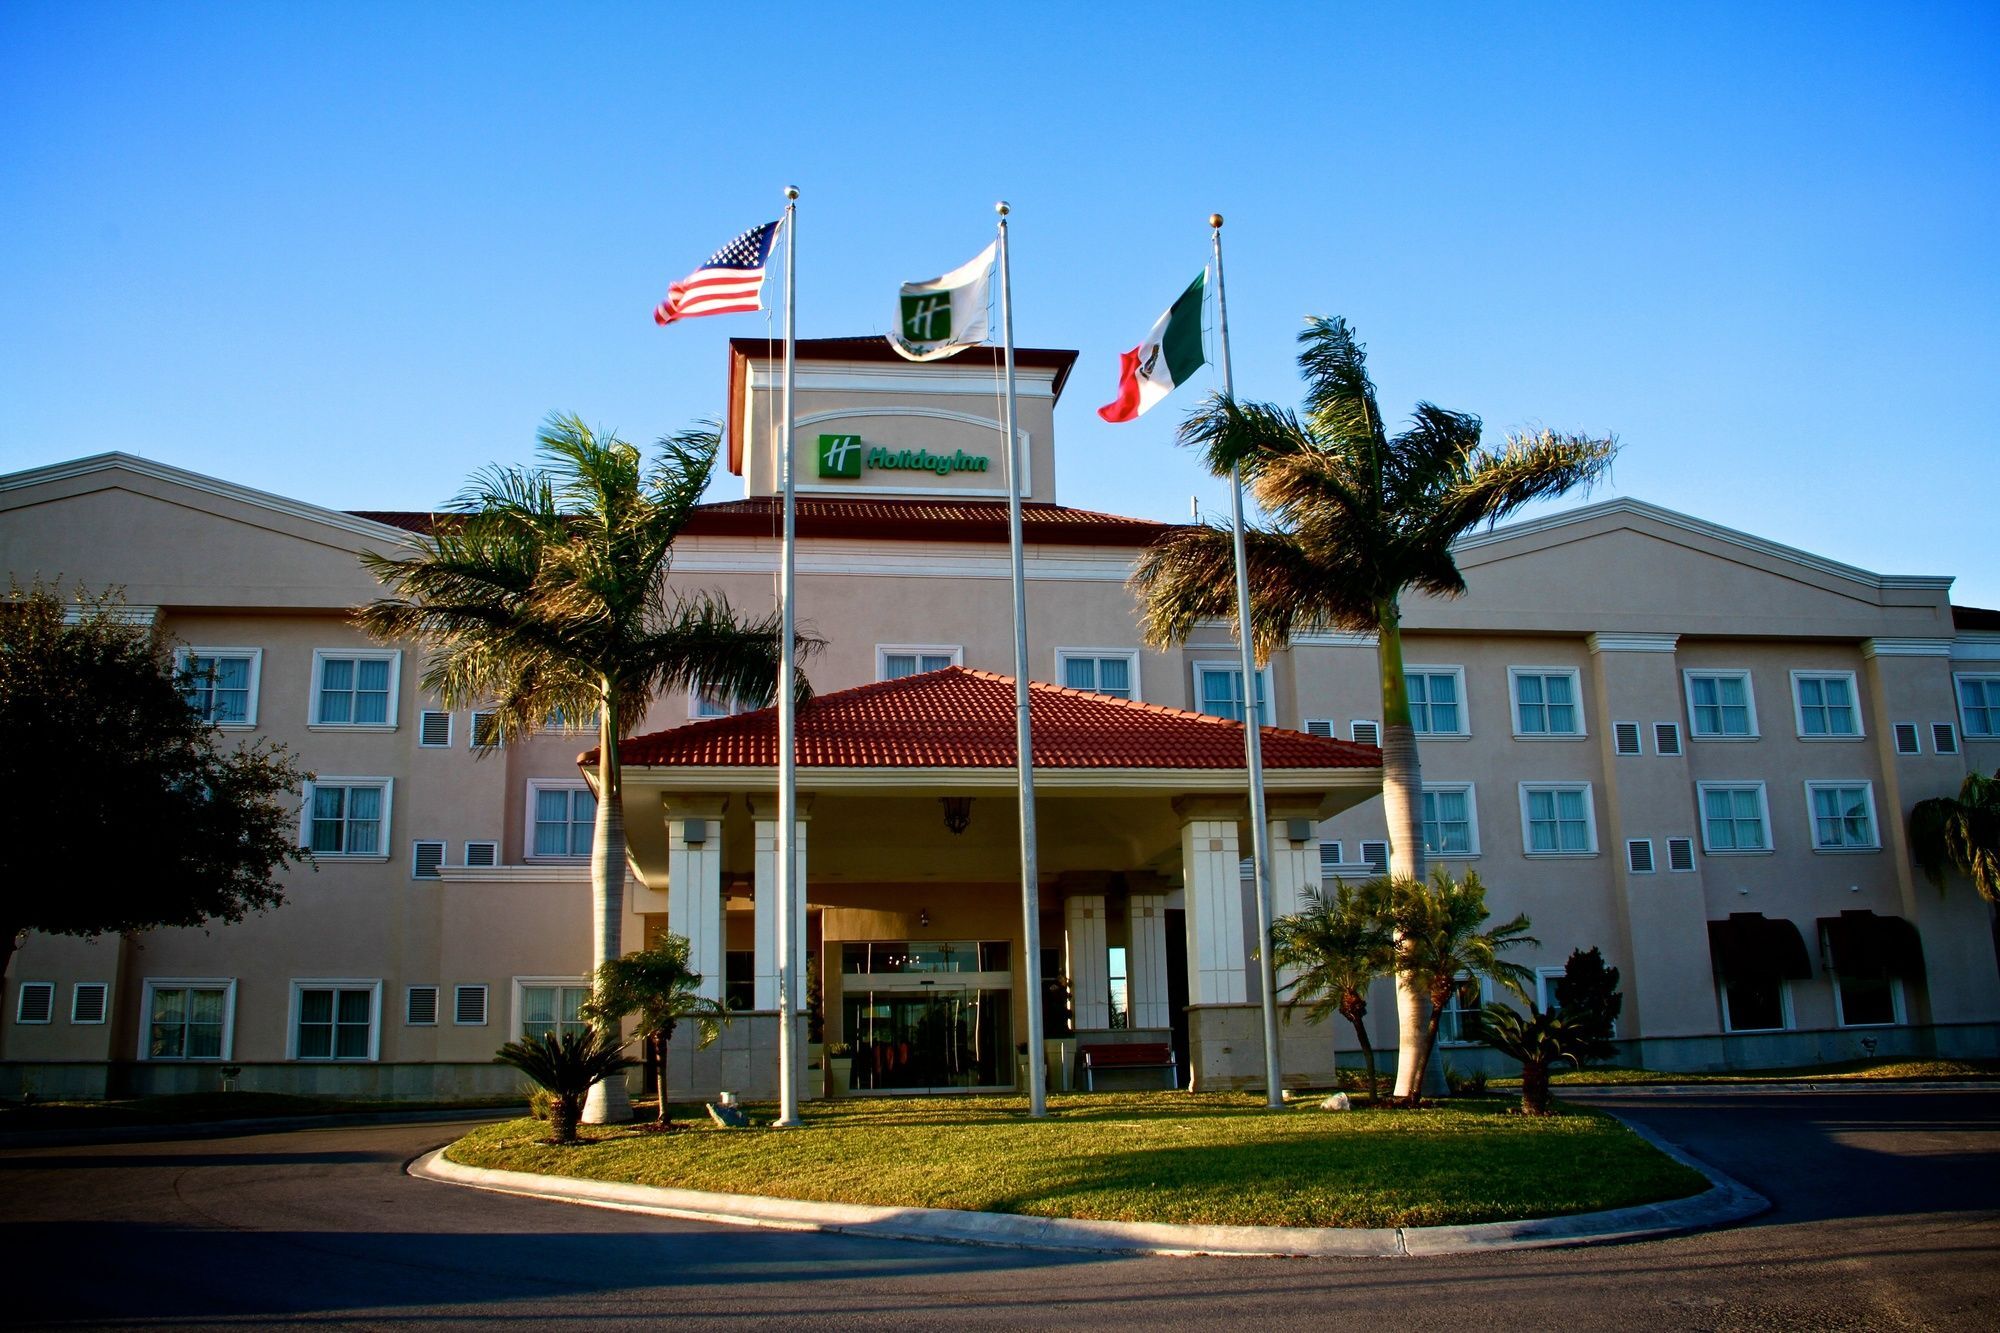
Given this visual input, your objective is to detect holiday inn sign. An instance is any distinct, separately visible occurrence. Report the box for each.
[817,433,992,479]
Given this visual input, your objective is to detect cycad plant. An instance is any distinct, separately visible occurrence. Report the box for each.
[581,935,728,1129]
[495,1029,639,1145]
[1479,1003,1592,1116]
[1910,770,2000,903]
[1133,317,1614,1098]
[1269,884,1395,1101]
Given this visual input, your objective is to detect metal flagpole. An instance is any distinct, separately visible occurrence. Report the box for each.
[774,185,802,1128]
[1211,213,1285,1109]
[997,201,1048,1118]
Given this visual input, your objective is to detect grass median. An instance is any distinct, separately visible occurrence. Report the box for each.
[444,1090,1707,1229]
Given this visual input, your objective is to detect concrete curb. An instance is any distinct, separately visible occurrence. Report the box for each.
[408,1110,1768,1259]
[0,1107,510,1151]
[1571,1079,1998,1098]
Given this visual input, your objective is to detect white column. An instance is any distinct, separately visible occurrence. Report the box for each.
[1128,892,1172,1029]
[1065,894,1111,1031]
[1178,803,1248,1006]
[663,798,726,1001]
[1266,813,1319,993]
[753,811,810,1010]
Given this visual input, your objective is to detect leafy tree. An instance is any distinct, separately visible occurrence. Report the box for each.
[581,935,728,1129]
[1478,1003,1593,1116]
[1377,868,1536,1106]
[1551,946,1623,1063]
[1132,316,1615,1098]
[1910,770,2000,903]
[0,583,307,988]
[494,1029,639,1145]
[1269,883,1395,1101]
[358,414,817,1122]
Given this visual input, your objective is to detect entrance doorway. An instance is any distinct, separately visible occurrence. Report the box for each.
[843,987,1013,1091]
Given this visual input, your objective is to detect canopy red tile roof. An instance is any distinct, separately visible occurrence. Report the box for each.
[611,667,1381,771]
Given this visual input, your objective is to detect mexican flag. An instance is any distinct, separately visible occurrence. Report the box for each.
[887,243,997,362]
[1097,271,1207,423]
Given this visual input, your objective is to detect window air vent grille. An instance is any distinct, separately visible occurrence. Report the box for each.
[1654,722,1683,756]
[1351,720,1382,747]
[418,710,452,748]
[1319,841,1342,874]
[1933,722,1960,755]
[469,711,502,749]
[406,986,439,1025]
[71,982,108,1024]
[464,841,498,868]
[1304,718,1335,738]
[454,985,489,1026]
[1666,837,1696,872]
[412,840,446,880]
[1359,840,1390,872]
[1613,722,1642,756]
[1893,723,1921,756]
[1626,839,1655,873]
[16,983,53,1024]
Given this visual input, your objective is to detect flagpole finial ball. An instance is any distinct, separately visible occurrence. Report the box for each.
[1210,213,1224,229]
[996,201,1010,216]
[784,186,799,200]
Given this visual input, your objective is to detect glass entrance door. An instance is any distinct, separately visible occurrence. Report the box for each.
[843,986,1012,1092]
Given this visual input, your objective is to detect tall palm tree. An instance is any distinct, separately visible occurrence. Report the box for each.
[1910,769,2000,902]
[1381,868,1536,1105]
[1269,883,1395,1101]
[1133,316,1615,1098]
[582,935,728,1129]
[359,413,814,1122]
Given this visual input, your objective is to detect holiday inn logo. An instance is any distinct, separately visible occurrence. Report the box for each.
[816,433,990,480]
[817,434,863,479]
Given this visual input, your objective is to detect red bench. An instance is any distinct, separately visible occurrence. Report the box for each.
[1080,1042,1178,1091]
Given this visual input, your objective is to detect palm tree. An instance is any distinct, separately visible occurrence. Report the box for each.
[1477,1002,1591,1116]
[1910,770,2000,902]
[1379,868,1536,1106]
[582,935,727,1129]
[1133,316,1615,1098]
[495,1029,639,1145]
[359,413,815,1122]
[1269,883,1395,1101]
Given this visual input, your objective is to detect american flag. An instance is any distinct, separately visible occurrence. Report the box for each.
[654,221,779,325]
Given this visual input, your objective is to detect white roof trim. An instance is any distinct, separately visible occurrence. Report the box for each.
[1454,496,1955,594]
[0,452,418,545]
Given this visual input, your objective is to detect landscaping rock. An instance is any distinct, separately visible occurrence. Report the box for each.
[1321,1093,1353,1112]
[706,1102,749,1128]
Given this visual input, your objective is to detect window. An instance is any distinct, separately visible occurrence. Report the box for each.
[407,986,440,1025]
[411,839,446,879]
[1108,945,1130,1030]
[529,784,594,859]
[1893,723,1921,756]
[1406,668,1466,736]
[1421,784,1478,857]
[1792,671,1861,738]
[1613,722,1642,756]
[142,980,234,1059]
[1350,720,1381,747]
[1825,935,1903,1028]
[1699,783,1771,853]
[1511,668,1583,737]
[469,711,503,748]
[1437,976,1486,1044]
[16,982,53,1024]
[1521,783,1595,855]
[454,985,489,1026]
[517,980,590,1041]
[292,982,380,1060]
[1654,722,1683,756]
[311,650,399,728]
[1057,650,1138,701]
[417,710,452,748]
[1666,837,1696,872]
[879,645,961,680]
[1720,977,1789,1032]
[724,951,754,1011]
[1806,782,1879,851]
[464,840,498,868]
[1957,674,2000,738]
[542,706,599,732]
[1194,664,1271,725]
[1534,967,1568,1012]
[690,682,750,719]
[1626,839,1655,874]
[304,779,390,857]
[1932,722,1960,756]
[178,648,260,726]
[1685,670,1757,738]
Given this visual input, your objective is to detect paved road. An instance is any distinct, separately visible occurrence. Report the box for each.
[4,1088,1997,1330]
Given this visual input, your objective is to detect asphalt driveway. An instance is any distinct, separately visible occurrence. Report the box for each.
[4,1087,1996,1330]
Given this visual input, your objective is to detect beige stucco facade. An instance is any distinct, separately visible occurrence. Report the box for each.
[4,339,1997,1101]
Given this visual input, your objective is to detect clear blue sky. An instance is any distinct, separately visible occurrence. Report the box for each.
[5,3,1996,604]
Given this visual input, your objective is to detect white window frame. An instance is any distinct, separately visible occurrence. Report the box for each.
[526,780,594,861]
[511,975,592,1041]
[70,981,110,1024]
[1825,938,1907,1028]
[1509,666,1586,739]
[1696,781,1773,854]
[1534,966,1568,1012]
[454,984,491,1026]
[1719,977,1793,1034]
[309,648,402,731]
[1192,661,1274,726]
[1803,780,1881,853]
[287,979,383,1061]
[1683,668,1759,740]
[137,978,237,1060]
[1437,975,1491,1046]
[301,777,393,860]
[1790,670,1864,741]
[1405,665,1469,738]
[877,644,963,681]
[15,981,54,1024]
[1053,648,1142,702]
[688,679,752,720]
[406,985,440,1026]
[417,709,454,748]
[176,647,263,729]
[1420,782,1480,858]
[1955,672,2000,739]
[1518,782,1598,857]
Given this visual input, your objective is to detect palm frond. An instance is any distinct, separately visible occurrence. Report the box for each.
[1129,523,1375,657]
[1411,429,1619,551]
[1294,316,1385,449]
[1177,395,1322,480]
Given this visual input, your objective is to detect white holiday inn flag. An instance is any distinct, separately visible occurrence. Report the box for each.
[1098,271,1207,422]
[887,242,997,361]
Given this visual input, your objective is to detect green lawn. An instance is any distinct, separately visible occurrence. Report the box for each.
[0,1090,521,1132]
[444,1091,1707,1229]
[1489,1056,2000,1088]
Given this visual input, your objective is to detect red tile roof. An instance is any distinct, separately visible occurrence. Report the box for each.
[612,667,1380,771]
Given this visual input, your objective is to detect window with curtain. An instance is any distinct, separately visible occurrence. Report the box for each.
[1421,785,1476,856]
[181,651,256,725]
[295,985,375,1059]
[1406,670,1463,735]
[1687,671,1755,737]
[1701,783,1770,851]
[147,984,230,1059]
[1808,783,1877,850]
[1195,665,1270,725]
[881,648,959,679]
[1795,673,1860,736]
[1957,675,2000,738]
[315,653,394,725]
[520,983,590,1041]
[531,786,595,858]
[1523,784,1594,854]
[1512,670,1581,735]
[1060,653,1135,700]
[308,782,385,856]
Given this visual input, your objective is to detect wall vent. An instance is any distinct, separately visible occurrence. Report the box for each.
[1319,841,1343,874]
[406,986,439,1025]
[15,982,53,1024]
[464,841,498,868]
[1613,721,1643,756]
[411,840,446,880]
[1626,838,1656,874]
[1359,840,1390,872]
[1351,720,1382,747]
[1666,837,1696,872]
[70,982,108,1024]
[418,710,452,748]
[1893,723,1921,756]
[1304,718,1335,738]
[1654,722,1683,756]
[454,985,489,1026]
[1932,722,1960,755]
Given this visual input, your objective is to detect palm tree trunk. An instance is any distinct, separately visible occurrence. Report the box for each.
[1406,997,1449,1107]
[1375,601,1431,1101]
[1342,998,1379,1103]
[583,687,633,1125]
[653,1033,670,1127]
[1521,1058,1551,1116]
